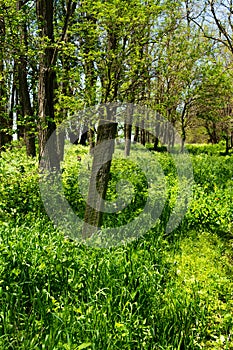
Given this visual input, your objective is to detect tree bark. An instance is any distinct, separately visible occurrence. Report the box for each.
[124,105,134,157]
[125,123,132,157]
[17,1,36,157]
[0,15,12,151]
[36,0,59,169]
[82,18,120,236]
[83,119,117,238]
[134,125,140,143]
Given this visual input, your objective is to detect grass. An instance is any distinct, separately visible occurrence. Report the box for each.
[170,231,233,349]
[0,142,232,349]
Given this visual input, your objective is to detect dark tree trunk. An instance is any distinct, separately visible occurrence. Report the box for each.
[83,119,117,238]
[181,124,186,153]
[153,137,159,150]
[124,105,133,157]
[16,89,24,140]
[134,125,140,143]
[140,128,146,146]
[225,135,230,155]
[36,0,59,169]
[125,123,132,157]
[181,103,187,153]
[204,121,218,144]
[17,49,36,155]
[9,74,16,141]
[17,0,36,157]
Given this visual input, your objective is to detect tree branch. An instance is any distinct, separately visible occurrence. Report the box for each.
[209,0,233,53]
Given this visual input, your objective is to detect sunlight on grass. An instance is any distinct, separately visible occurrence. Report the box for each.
[172,232,233,349]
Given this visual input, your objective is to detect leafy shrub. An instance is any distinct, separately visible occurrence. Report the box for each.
[0,146,44,222]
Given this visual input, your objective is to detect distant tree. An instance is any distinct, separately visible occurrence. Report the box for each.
[0,10,12,151]
[16,0,36,157]
[195,61,233,152]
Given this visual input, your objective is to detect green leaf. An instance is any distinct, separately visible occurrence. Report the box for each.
[77,343,92,350]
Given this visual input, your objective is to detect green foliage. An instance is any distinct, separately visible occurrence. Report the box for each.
[186,143,225,156]
[103,157,149,227]
[61,145,89,219]
[169,232,233,349]
[0,145,43,222]
[182,149,233,235]
[0,144,233,349]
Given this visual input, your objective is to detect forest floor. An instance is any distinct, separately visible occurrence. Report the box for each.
[0,142,232,349]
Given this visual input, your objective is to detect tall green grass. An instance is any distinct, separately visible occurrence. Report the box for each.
[0,142,232,349]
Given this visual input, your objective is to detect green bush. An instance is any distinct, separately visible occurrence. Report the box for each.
[0,146,44,222]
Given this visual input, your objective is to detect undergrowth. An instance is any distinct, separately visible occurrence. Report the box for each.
[0,142,232,349]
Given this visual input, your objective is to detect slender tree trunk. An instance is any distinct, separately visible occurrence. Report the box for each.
[124,105,134,157]
[140,119,146,146]
[125,123,132,157]
[17,0,36,157]
[0,16,12,151]
[17,53,36,156]
[16,88,23,140]
[9,72,16,141]
[153,137,159,150]
[152,122,160,150]
[134,125,140,143]
[181,103,187,153]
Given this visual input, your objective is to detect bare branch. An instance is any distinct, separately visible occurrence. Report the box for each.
[209,0,233,53]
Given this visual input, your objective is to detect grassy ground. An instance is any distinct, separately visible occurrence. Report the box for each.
[0,142,232,349]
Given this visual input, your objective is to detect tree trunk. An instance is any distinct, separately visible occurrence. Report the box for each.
[212,121,218,144]
[36,0,59,169]
[125,123,132,157]
[17,0,36,157]
[0,15,12,151]
[140,124,146,146]
[83,19,121,236]
[225,133,230,155]
[134,125,140,143]
[124,105,133,157]
[17,48,36,156]
[153,120,160,151]
[83,119,117,238]
[88,128,95,151]
[181,103,187,153]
